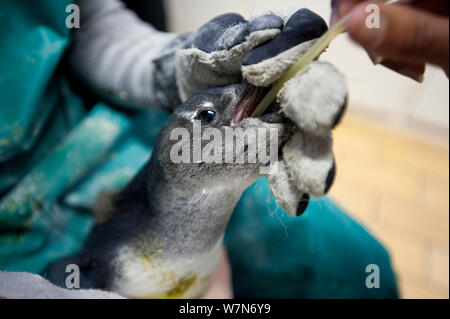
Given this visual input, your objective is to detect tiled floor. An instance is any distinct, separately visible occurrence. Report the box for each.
[329,113,449,299]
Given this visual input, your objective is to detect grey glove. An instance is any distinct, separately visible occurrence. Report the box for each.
[70,0,328,113]
[172,13,282,102]
[173,8,329,103]
[266,61,348,216]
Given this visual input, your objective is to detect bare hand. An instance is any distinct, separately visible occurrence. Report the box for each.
[331,0,449,81]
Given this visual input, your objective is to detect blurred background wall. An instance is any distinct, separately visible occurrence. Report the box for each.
[163,0,449,298]
[165,0,449,147]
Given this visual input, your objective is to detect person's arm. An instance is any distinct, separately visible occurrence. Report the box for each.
[70,0,180,111]
[331,0,449,80]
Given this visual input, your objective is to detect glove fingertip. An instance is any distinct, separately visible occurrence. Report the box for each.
[296,193,310,216]
[194,13,247,52]
[332,96,347,129]
[215,23,249,51]
[243,8,328,66]
[248,14,284,32]
[324,161,336,194]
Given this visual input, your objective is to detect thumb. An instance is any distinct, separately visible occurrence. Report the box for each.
[346,1,449,74]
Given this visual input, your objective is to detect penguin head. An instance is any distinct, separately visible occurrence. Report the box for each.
[151,82,293,190]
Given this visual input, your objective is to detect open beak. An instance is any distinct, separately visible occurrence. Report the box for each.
[231,83,287,125]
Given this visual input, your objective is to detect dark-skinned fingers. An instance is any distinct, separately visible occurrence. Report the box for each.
[380,59,426,82]
[367,51,426,82]
[347,2,449,72]
[397,0,449,17]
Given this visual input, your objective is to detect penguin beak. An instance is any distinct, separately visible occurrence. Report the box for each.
[231,83,287,125]
[231,84,267,125]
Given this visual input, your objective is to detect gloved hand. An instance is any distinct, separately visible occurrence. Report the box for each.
[249,60,347,216]
[172,8,330,104]
[69,0,328,113]
[172,8,326,102]
[268,61,348,217]
[212,9,346,217]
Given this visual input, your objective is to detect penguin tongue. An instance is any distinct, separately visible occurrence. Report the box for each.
[232,86,267,124]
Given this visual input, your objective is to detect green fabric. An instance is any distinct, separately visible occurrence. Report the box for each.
[0,0,398,298]
[225,180,398,298]
[0,0,72,163]
[0,105,130,229]
[0,105,131,272]
[0,76,87,195]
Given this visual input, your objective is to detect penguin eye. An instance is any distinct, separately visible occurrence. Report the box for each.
[195,109,216,124]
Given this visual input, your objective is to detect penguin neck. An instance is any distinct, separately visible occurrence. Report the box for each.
[121,161,247,256]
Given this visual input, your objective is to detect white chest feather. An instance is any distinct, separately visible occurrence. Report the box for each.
[111,240,222,298]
